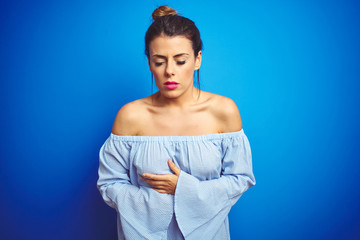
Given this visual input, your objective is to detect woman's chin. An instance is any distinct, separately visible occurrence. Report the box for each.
[160,91,182,99]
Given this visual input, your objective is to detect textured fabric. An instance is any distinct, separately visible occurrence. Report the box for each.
[97,129,255,240]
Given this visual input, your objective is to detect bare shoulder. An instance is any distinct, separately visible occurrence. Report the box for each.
[112,99,148,136]
[205,92,243,133]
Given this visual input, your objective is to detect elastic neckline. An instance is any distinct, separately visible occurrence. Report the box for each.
[110,129,244,142]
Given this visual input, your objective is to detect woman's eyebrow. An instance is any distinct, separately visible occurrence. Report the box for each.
[174,53,189,57]
[152,53,189,59]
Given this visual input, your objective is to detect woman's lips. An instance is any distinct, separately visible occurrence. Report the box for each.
[164,81,179,90]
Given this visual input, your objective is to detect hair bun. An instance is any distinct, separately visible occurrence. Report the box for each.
[152,5,179,20]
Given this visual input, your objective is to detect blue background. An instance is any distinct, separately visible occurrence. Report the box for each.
[1,0,359,239]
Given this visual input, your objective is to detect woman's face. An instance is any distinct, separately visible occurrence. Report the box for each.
[148,35,202,99]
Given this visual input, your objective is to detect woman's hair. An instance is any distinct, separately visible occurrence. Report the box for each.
[144,6,203,58]
[145,6,203,91]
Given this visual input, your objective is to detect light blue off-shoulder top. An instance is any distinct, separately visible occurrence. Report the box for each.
[97,129,255,240]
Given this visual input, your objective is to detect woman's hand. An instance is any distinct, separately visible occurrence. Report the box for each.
[140,159,181,195]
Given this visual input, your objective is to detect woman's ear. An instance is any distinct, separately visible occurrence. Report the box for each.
[194,51,202,70]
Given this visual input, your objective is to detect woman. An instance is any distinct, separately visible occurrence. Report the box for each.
[97,5,255,240]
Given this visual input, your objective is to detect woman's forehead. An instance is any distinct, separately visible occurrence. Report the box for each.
[149,35,193,56]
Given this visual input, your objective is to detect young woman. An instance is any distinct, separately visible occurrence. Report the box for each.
[97,6,255,240]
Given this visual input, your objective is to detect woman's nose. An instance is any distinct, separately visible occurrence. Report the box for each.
[165,61,175,77]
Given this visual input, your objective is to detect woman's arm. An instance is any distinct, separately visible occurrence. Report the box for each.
[175,130,255,239]
[97,104,175,238]
[97,136,175,238]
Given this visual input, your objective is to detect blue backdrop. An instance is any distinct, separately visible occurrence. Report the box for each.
[1,0,359,239]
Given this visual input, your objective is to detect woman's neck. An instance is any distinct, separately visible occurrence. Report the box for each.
[153,86,201,109]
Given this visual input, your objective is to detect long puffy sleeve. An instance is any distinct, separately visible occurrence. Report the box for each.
[97,136,174,239]
[173,131,255,239]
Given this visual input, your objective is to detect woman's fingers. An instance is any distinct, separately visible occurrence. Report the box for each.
[153,189,168,194]
[140,176,166,186]
[140,174,177,194]
[140,159,180,195]
[140,176,173,194]
[142,173,168,180]
[168,159,181,176]
[141,175,174,186]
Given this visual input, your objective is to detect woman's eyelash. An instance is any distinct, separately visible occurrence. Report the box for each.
[154,61,186,66]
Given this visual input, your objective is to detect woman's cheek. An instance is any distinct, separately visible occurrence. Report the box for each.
[184,65,195,80]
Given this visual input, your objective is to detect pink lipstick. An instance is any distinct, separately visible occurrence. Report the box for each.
[164,81,179,90]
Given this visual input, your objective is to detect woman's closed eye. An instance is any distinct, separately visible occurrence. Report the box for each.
[155,62,164,66]
[154,61,186,67]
